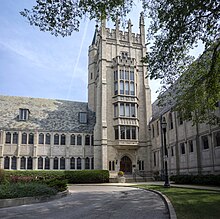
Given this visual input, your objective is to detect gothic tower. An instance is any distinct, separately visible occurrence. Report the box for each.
[88,13,152,175]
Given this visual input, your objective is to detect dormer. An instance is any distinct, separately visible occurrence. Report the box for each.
[19,108,30,121]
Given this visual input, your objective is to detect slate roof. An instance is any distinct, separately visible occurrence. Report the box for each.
[0,95,95,133]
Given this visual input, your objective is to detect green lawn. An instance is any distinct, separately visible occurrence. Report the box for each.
[135,185,220,219]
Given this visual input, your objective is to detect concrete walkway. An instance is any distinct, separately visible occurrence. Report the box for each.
[0,185,169,219]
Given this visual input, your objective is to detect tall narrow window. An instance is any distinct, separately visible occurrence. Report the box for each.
[202,136,209,149]
[130,82,135,95]
[77,135,82,145]
[11,156,17,170]
[20,156,26,169]
[132,126,136,139]
[121,126,125,139]
[85,157,90,169]
[61,134,66,145]
[5,132,11,144]
[169,113,174,130]
[115,127,119,140]
[19,108,29,121]
[54,134,59,145]
[114,70,118,80]
[189,140,194,152]
[70,134,75,145]
[109,161,112,171]
[120,70,124,79]
[120,103,124,116]
[70,157,75,169]
[152,124,155,138]
[91,157,94,169]
[38,133,44,144]
[38,156,43,169]
[27,157,33,169]
[4,156,10,169]
[171,146,174,156]
[79,112,87,124]
[126,127,131,139]
[60,157,65,169]
[156,121,159,136]
[77,157,81,170]
[91,135,94,145]
[125,70,129,80]
[153,152,156,166]
[85,135,90,146]
[114,103,118,117]
[131,104,135,117]
[180,143,185,154]
[114,82,118,95]
[13,132,18,144]
[45,156,50,169]
[214,132,220,147]
[22,133,27,144]
[125,104,130,117]
[120,81,124,94]
[130,71,134,81]
[28,133,34,144]
[53,157,58,169]
[46,133,51,144]
[125,82,129,95]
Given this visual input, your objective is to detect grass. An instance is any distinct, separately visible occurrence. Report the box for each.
[0,182,57,199]
[135,185,220,219]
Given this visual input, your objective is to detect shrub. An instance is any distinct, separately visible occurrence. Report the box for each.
[9,175,35,183]
[0,182,57,199]
[0,169,7,184]
[44,179,67,192]
[170,174,220,186]
[118,171,124,177]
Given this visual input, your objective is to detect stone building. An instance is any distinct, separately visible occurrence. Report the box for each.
[150,99,220,176]
[0,14,152,177]
[0,13,219,177]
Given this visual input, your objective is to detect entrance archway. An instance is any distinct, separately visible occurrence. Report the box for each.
[120,156,132,174]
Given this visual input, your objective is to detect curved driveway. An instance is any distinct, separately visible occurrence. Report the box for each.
[0,185,169,219]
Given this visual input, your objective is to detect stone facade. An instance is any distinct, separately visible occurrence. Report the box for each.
[150,99,220,176]
[88,14,152,176]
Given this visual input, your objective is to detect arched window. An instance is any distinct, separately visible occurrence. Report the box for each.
[61,134,66,145]
[152,124,155,138]
[4,156,10,169]
[169,113,174,130]
[70,157,75,169]
[11,156,17,170]
[45,133,51,144]
[77,157,81,170]
[85,157,90,169]
[22,133,27,144]
[27,157,33,169]
[60,157,65,169]
[38,156,43,169]
[77,135,82,145]
[85,135,90,146]
[54,134,59,145]
[53,157,58,169]
[70,134,75,145]
[38,133,44,144]
[20,156,26,169]
[45,156,50,169]
[5,132,11,144]
[28,133,34,144]
[13,132,18,144]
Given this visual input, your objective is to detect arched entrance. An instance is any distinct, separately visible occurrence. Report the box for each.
[120,156,132,174]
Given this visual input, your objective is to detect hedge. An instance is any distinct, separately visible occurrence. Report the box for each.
[4,170,109,184]
[170,174,220,186]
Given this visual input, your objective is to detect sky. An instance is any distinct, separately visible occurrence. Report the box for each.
[0,1,203,103]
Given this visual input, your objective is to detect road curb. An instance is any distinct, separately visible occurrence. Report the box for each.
[143,188,177,219]
[0,190,69,208]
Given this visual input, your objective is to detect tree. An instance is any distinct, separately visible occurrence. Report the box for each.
[21,0,220,124]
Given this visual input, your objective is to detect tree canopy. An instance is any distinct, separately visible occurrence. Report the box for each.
[20,0,220,124]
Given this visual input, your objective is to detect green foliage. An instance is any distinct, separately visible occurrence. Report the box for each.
[44,178,67,192]
[20,0,133,37]
[170,174,220,186]
[136,185,220,219]
[0,169,8,184]
[0,182,57,199]
[117,171,124,177]
[64,170,109,183]
[4,170,109,184]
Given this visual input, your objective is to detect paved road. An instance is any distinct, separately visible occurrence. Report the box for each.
[0,185,169,219]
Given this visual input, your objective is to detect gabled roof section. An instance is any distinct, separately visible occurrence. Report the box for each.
[0,95,95,133]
